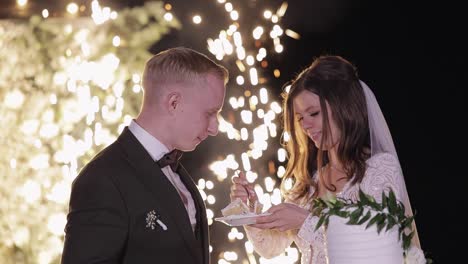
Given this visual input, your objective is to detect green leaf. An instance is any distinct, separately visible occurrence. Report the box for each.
[397,204,406,219]
[388,190,397,214]
[365,213,380,229]
[312,199,321,207]
[376,214,387,234]
[368,199,381,211]
[358,189,369,204]
[311,206,322,217]
[315,215,326,231]
[402,231,414,250]
[347,207,363,225]
[357,210,372,225]
[335,210,349,218]
[381,191,387,208]
[385,215,397,231]
[402,215,415,230]
[351,207,363,218]
[324,200,334,208]
[334,199,345,208]
[315,198,326,206]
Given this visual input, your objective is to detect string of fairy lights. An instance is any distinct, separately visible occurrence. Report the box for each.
[2,0,301,263]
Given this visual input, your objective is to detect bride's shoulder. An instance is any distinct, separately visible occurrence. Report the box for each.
[356,153,405,200]
[366,152,399,169]
[362,153,402,184]
[362,152,403,189]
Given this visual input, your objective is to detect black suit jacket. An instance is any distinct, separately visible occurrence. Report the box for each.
[61,128,209,264]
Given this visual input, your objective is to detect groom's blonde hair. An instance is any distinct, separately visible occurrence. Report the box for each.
[142,47,228,94]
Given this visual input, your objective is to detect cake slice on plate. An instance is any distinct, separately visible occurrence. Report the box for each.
[221,198,262,216]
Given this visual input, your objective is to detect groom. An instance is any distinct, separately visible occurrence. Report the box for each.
[61,47,228,264]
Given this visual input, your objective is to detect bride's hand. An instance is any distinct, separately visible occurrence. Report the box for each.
[230,171,257,204]
[250,203,309,232]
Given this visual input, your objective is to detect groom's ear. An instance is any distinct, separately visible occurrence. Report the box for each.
[166,91,181,115]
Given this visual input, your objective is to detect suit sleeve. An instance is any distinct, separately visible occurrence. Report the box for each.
[61,166,128,264]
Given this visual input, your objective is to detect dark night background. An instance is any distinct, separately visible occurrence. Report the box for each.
[1,0,465,262]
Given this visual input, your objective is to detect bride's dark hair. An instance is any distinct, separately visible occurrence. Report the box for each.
[281,55,370,201]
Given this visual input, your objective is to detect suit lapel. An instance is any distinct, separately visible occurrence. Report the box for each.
[116,128,202,263]
[178,165,209,263]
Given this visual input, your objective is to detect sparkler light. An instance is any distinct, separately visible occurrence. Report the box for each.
[199,1,302,263]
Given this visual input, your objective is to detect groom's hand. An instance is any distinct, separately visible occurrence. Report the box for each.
[250,203,309,232]
[230,171,257,204]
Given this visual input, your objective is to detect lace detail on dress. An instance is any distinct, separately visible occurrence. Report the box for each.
[243,153,408,264]
[297,214,327,264]
[339,153,406,203]
[243,188,328,264]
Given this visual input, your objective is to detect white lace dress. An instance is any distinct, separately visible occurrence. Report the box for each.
[244,153,410,264]
[326,153,407,263]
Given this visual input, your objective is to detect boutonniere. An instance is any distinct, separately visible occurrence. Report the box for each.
[146,210,168,231]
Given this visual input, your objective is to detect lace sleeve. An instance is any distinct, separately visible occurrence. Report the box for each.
[357,152,406,202]
[243,225,295,259]
[242,196,309,259]
[296,213,327,264]
[297,213,324,245]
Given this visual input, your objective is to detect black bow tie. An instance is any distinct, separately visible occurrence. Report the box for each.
[157,149,183,172]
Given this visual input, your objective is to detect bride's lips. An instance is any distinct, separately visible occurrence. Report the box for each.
[308,131,321,141]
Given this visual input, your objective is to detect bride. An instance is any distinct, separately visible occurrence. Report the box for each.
[229,55,425,263]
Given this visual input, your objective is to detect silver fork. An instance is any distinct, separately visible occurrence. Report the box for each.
[235,170,256,211]
[243,184,256,211]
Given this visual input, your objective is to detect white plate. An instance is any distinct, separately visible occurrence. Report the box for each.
[214,213,271,226]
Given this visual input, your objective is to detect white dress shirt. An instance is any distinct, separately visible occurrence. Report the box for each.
[128,120,197,231]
